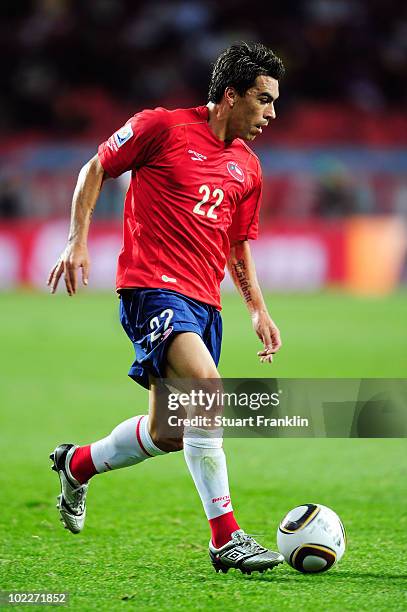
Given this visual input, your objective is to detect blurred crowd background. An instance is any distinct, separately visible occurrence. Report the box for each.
[2,0,407,135]
[0,0,406,293]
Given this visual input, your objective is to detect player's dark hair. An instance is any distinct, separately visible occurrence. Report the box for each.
[208,42,285,103]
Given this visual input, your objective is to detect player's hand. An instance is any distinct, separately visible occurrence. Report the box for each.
[47,242,90,296]
[251,310,282,364]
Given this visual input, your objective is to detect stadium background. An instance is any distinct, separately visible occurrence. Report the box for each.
[1,1,406,610]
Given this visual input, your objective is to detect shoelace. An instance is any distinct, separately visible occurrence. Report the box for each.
[232,532,266,554]
[70,485,88,512]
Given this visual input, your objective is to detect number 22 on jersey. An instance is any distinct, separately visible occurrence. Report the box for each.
[193,185,224,219]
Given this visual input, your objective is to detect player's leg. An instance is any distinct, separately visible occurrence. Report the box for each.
[50,333,212,534]
[147,330,221,449]
[148,332,240,543]
[49,414,168,533]
[149,331,283,573]
[50,333,207,534]
[61,331,216,485]
[152,334,237,537]
[49,289,175,533]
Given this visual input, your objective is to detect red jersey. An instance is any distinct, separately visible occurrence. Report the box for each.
[98,105,262,309]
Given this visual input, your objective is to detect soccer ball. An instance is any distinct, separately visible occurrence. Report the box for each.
[277,504,346,573]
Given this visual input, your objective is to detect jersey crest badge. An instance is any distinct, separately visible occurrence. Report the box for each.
[114,124,134,148]
[227,161,245,182]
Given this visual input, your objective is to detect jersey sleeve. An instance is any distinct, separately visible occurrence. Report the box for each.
[228,163,262,242]
[98,109,168,178]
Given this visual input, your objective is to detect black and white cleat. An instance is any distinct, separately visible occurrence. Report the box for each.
[49,444,88,534]
[209,530,284,575]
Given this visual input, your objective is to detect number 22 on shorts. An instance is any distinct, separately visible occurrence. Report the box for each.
[150,309,174,342]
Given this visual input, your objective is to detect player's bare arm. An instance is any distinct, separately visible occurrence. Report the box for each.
[227,239,282,363]
[47,154,108,296]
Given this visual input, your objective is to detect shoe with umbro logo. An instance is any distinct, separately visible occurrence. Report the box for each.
[209,529,284,575]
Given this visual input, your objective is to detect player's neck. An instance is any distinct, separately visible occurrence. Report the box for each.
[206,102,234,143]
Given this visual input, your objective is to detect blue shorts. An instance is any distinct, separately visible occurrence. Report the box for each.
[119,288,222,389]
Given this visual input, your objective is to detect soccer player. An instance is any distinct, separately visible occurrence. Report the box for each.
[47,42,285,575]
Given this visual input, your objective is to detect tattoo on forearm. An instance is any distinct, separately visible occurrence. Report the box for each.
[232,258,252,303]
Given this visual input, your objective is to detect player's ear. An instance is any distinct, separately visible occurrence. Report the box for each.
[224,86,237,108]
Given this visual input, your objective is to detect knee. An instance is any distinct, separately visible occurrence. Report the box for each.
[150,428,183,453]
[155,436,184,453]
[196,367,220,379]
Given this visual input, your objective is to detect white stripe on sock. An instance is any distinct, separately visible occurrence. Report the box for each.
[139,415,167,457]
[90,415,166,473]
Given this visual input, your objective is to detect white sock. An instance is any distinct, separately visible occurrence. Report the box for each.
[91,415,166,473]
[183,427,233,519]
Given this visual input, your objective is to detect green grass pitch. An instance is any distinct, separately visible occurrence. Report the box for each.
[0,290,406,610]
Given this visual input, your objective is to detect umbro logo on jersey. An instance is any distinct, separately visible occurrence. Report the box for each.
[188,149,207,161]
[114,124,134,148]
[227,161,245,182]
[162,274,177,283]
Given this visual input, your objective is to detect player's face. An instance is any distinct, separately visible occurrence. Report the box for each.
[227,75,279,141]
